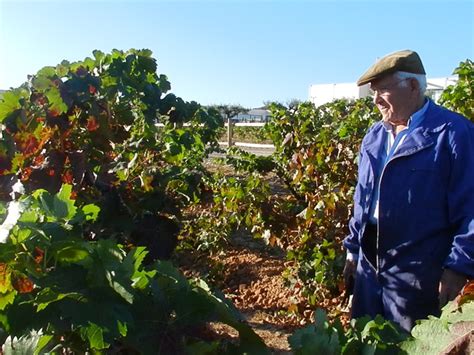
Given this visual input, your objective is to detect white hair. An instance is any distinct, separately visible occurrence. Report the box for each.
[394,71,427,96]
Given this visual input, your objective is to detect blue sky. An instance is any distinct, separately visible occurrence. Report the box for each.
[1,0,473,108]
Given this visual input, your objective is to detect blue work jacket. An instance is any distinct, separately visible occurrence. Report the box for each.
[344,100,474,329]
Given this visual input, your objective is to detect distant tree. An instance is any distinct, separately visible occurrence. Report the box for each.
[210,104,249,121]
[286,98,303,109]
[262,99,303,110]
[262,100,277,108]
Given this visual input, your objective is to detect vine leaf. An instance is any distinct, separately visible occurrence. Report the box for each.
[0,263,12,293]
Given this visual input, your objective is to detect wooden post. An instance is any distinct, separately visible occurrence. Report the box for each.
[227,115,233,147]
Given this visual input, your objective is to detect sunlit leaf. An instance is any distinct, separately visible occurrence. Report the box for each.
[0,290,16,310]
[82,204,100,222]
[0,89,28,123]
[35,288,82,311]
[54,184,77,220]
[0,263,12,293]
[55,244,89,263]
[80,322,108,350]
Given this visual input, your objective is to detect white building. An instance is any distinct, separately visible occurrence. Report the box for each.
[309,76,458,106]
[309,82,370,107]
[424,76,459,102]
[233,107,271,122]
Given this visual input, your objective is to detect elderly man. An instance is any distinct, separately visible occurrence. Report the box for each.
[343,49,474,331]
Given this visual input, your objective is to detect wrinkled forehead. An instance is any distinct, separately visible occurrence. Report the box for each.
[369,73,397,88]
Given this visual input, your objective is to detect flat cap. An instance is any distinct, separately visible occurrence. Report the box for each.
[357,50,426,86]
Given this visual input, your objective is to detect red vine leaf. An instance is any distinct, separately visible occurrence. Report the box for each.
[20,167,33,181]
[457,280,474,306]
[12,274,34,294]
[86,116,99,132]
[33,155,45,167]
[33,247,45,265]
[49,109,60,117]
[15,133,40,156]
[62,170,74,184]
[88,84,97,95]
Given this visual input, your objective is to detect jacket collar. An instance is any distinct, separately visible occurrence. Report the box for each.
[362,99,448,160]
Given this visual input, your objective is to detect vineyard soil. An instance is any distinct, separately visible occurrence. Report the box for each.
[177,228,350,353]
[176,161,350,353]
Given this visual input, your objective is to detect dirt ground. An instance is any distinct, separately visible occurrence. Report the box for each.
[175,159,349,353]
[177,229,349,353]
[177,232,300,353]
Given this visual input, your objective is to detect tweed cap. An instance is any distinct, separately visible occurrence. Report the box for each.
[357,50,426,86]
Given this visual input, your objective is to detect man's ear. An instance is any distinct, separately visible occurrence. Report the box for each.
[409,77,420,93]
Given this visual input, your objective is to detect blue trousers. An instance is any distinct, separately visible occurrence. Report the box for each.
[351,254,441,332]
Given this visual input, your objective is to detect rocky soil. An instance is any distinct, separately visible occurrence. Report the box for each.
[177,229,350,353]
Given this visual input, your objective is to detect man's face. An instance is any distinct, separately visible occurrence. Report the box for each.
[370,74,419,125]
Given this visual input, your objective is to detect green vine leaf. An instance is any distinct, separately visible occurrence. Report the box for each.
[80,322,108,350]
[54,185,77,220]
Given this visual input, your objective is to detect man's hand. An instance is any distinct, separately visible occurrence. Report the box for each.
[343,259,357,295]
[438,268,468,308]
